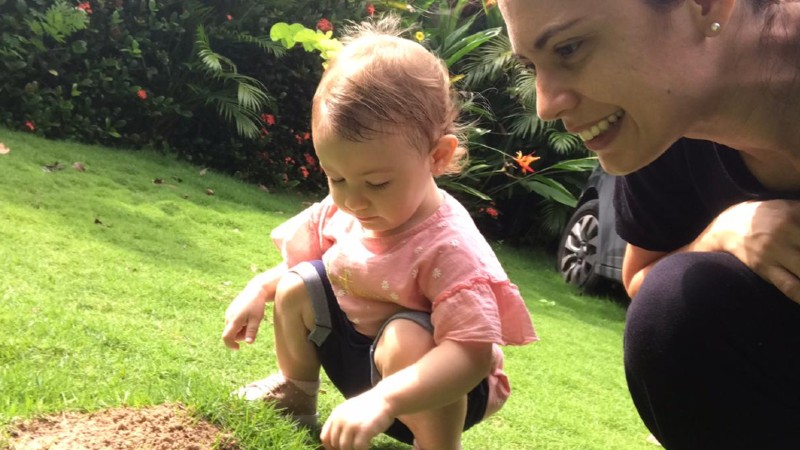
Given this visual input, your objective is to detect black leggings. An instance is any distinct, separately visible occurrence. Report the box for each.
[624,252,800,449]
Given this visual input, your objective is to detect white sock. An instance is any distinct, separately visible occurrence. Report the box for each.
[280,372,320,396]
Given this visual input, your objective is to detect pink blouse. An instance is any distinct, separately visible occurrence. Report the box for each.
[271,190,537,416]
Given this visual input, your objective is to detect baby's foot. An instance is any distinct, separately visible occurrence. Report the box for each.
[235,373,319,427]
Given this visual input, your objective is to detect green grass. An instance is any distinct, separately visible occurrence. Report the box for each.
[0,128,652,449]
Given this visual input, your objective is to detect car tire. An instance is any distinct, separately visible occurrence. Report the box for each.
[557,199,604,292]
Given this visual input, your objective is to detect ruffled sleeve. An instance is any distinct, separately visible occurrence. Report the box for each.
[270,197,335,267]
[430,278,537,346]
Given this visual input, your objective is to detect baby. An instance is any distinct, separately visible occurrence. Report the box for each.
[222,16,537,450]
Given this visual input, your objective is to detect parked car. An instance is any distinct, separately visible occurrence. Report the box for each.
[556,166,627,293]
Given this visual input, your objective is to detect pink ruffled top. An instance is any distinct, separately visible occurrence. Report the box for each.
[271,190,537,416]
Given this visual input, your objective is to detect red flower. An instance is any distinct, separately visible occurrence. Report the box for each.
[226,14,233,21]
[285,156,295,164]
[316,18,333,33]
[76,2,92,14]
[513,151,540,174]
[366,3,375,16]
[259,127,269,138]
[24,120,36,131]
[261,113,275,126]
[137,89,147,100]
[304,153,316,166]
[300,166,310,179]
[303,132,311,141]
[480,207,499,219]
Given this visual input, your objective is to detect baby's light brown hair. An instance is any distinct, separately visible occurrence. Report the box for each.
[311,15,467,174]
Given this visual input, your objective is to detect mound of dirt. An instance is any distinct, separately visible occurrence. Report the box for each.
[4,403,238,450]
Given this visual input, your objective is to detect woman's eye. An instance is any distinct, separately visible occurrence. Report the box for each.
[554,41,582,59]
[329,177,344,184]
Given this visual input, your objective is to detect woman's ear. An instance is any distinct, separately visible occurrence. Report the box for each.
[429,134,458,176]
[691,0,735,36]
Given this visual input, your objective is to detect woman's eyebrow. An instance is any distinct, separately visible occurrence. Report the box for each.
[534,18,583,50]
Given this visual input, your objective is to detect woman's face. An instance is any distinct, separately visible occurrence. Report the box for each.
[499,0,712,174]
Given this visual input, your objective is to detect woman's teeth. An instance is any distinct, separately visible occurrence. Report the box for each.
[578,110,624,142]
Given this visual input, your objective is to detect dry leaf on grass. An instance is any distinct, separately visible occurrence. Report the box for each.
[0,143,10,155]
[73,162,86,172]
[42,162,64,172]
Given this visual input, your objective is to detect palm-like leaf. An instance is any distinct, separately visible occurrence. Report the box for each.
[547,130,585,155]
[192,25,274,139]
[461,34,516,87]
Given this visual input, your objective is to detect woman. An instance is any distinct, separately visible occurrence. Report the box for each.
[498,0,800,448]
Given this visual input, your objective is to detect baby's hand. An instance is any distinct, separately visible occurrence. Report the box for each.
[221,284,267,350]
[320,390,395,450]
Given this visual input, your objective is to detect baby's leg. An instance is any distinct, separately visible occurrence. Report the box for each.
[235,268,321,427]
[373,318,466,450]
[273,271,321,381]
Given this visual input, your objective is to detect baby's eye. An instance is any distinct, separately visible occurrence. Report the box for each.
[328,177,344,184]
[367,181,390,190]
[554,41,582,59]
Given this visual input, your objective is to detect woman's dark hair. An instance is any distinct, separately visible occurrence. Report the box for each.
[644,0,778,12]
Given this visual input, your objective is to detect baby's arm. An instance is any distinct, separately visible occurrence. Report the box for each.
[320,339,493,449]
[221,263,288,350]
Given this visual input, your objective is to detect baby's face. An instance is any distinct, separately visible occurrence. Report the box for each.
[314,130,442,237]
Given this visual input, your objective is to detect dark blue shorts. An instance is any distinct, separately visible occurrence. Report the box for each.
[289,260,489,445]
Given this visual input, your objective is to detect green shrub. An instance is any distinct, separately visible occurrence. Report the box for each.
[0,0,366,191]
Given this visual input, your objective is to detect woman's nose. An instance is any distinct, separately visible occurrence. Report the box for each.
[535,72,579,121]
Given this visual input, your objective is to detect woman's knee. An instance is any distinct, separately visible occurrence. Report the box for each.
[626,252,757,358]
[632,252,755,320]
[373,319,435,376]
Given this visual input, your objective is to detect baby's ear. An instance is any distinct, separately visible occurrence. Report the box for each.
[429,134,458,175]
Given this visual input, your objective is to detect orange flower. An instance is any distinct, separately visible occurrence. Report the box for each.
[137,89,147,100]
[484,0,496,9]
[513,151,540,174]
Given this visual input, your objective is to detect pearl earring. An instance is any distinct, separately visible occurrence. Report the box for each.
[710,22,721,33]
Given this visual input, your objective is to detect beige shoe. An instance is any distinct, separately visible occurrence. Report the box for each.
[235,373,318,427]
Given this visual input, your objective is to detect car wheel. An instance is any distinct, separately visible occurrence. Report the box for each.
[557,199,604,292]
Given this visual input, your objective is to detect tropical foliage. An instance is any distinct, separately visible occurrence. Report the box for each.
[370,0,595,245]
[0,0,595,247]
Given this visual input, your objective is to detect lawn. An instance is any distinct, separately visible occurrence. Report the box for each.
[0,128,652,449]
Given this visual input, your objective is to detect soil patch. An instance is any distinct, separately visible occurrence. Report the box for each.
[3,403,238,450]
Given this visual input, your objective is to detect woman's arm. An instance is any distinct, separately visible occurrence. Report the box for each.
[622,244,667,298]
[623,200,800,302]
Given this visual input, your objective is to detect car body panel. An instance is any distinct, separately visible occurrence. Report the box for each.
[568,167,627,285]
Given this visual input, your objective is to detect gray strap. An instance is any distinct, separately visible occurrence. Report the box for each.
[291,262,333,347]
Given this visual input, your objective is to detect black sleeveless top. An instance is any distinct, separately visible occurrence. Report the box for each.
[614,138,800,252]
